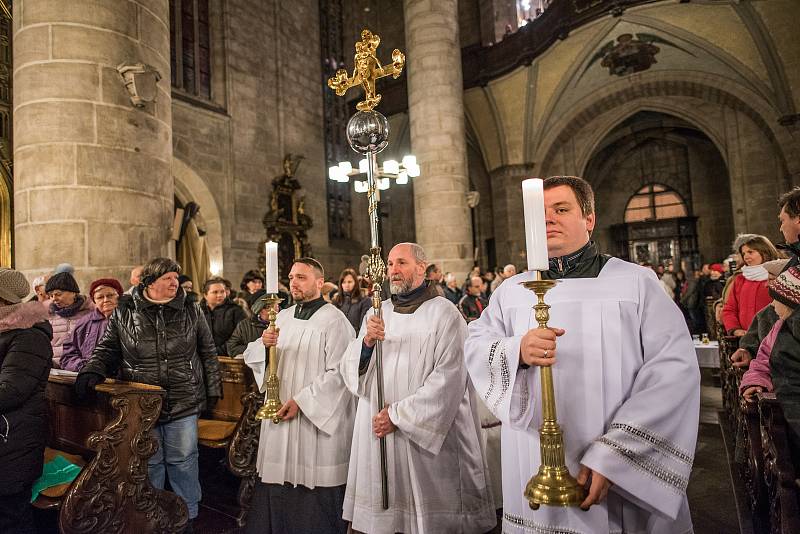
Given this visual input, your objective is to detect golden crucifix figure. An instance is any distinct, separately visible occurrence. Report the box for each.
[327,29,405,112]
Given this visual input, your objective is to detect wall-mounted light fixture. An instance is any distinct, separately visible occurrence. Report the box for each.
[117,63,162,108]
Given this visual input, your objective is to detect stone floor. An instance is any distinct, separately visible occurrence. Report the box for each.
[35,375,742,533]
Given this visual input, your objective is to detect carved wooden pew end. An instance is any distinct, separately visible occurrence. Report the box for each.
[40,375,189,534]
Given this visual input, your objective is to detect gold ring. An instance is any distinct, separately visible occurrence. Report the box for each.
[543,349,549,358]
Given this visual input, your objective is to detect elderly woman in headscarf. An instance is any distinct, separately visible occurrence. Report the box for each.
[60,278,125,372]
[227,295,273,358]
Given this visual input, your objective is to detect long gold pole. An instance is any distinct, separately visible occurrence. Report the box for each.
[522,271,585,508]
[255,294,284,424]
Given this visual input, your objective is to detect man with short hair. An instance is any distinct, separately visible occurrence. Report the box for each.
[243,258,355,534]
[442,271,462,304]
[424,263,442,283]
[490,263,517,293]
[341,243,496,534]
[126,265,143,294]
[465,176,699,533]
[458,275,489,322]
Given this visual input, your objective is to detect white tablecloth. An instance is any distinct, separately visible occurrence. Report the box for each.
[695,340,720,368]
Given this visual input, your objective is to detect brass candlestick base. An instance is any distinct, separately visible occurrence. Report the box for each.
[257,374,283,424]
[255,294,284,424]
[521,275,586,509]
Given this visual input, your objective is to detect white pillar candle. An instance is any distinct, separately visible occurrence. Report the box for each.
[265,241,279,294]
[522,178,549,271]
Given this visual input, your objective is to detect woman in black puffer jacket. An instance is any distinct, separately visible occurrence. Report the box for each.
[0,268,53,533]
[200,277,246,356]
[76,258,220,523]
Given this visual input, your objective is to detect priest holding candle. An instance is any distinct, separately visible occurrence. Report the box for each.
[243,250,356,534]
[464,176,700,534]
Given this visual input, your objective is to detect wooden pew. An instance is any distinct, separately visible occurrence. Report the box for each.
[40,374,189,534]
[198,356,254,448]
[757,393,800,534]
[196,356,261,527]
[226,389,263,527]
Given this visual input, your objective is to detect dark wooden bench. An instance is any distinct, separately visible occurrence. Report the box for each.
[718,329,800,533]
[39,374,189,534]
[196,356,262,527]
[197,356,253,448]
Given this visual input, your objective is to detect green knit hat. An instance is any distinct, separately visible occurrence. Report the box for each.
[251,296,269,316]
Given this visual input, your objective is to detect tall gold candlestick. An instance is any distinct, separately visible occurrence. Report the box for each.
[255,294,284,424]
[521,271,585,508]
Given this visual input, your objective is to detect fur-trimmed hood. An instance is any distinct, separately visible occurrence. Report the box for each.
[0,301,52,334]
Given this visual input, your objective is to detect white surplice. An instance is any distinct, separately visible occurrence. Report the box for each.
[244,303,355,488]
[340,295,497,534]
[465,258,700,534]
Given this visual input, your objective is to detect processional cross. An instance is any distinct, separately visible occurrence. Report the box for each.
[327,29,405,510]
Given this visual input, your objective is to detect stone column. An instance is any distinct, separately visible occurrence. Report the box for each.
[491,164,535,268]
[13,0,172,289]
[404,0,473,277]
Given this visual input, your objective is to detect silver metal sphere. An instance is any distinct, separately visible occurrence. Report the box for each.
[346,110,389,154]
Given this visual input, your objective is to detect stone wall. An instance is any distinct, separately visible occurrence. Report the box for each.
[13,0,173,291]
[172,0,329,285]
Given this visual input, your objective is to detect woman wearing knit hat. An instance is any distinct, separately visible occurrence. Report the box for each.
[226,294,275,358]
[76,257,221,526]
[0,268,53,532]
[60,278,125,372]
[45,271,93,369]
[740,266,800,404]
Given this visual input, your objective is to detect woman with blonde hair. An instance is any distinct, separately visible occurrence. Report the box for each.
[722,234,782,336]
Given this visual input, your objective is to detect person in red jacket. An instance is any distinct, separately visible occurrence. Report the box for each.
[723,235,782,336]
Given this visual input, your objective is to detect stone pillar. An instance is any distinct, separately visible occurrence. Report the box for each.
[13,0,172,289]
[491,164,535,268]
[404,0,473,277]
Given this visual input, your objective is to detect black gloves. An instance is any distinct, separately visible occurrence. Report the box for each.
[75,372,105,400]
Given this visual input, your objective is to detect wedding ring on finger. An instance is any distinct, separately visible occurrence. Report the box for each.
[543,349,549,358]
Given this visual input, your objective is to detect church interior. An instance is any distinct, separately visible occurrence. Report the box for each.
[1,0,799,533]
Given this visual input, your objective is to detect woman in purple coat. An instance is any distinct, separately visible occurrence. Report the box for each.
[60,278,124,372]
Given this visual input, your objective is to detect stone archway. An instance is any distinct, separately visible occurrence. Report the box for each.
[583,110,734,266]
[172,157,224,276]
[535,73,792,244]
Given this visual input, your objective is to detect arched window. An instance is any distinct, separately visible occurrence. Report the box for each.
[169,0,211,99]
[624,183,688,223]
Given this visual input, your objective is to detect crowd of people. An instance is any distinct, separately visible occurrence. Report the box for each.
[1,179,799,533]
